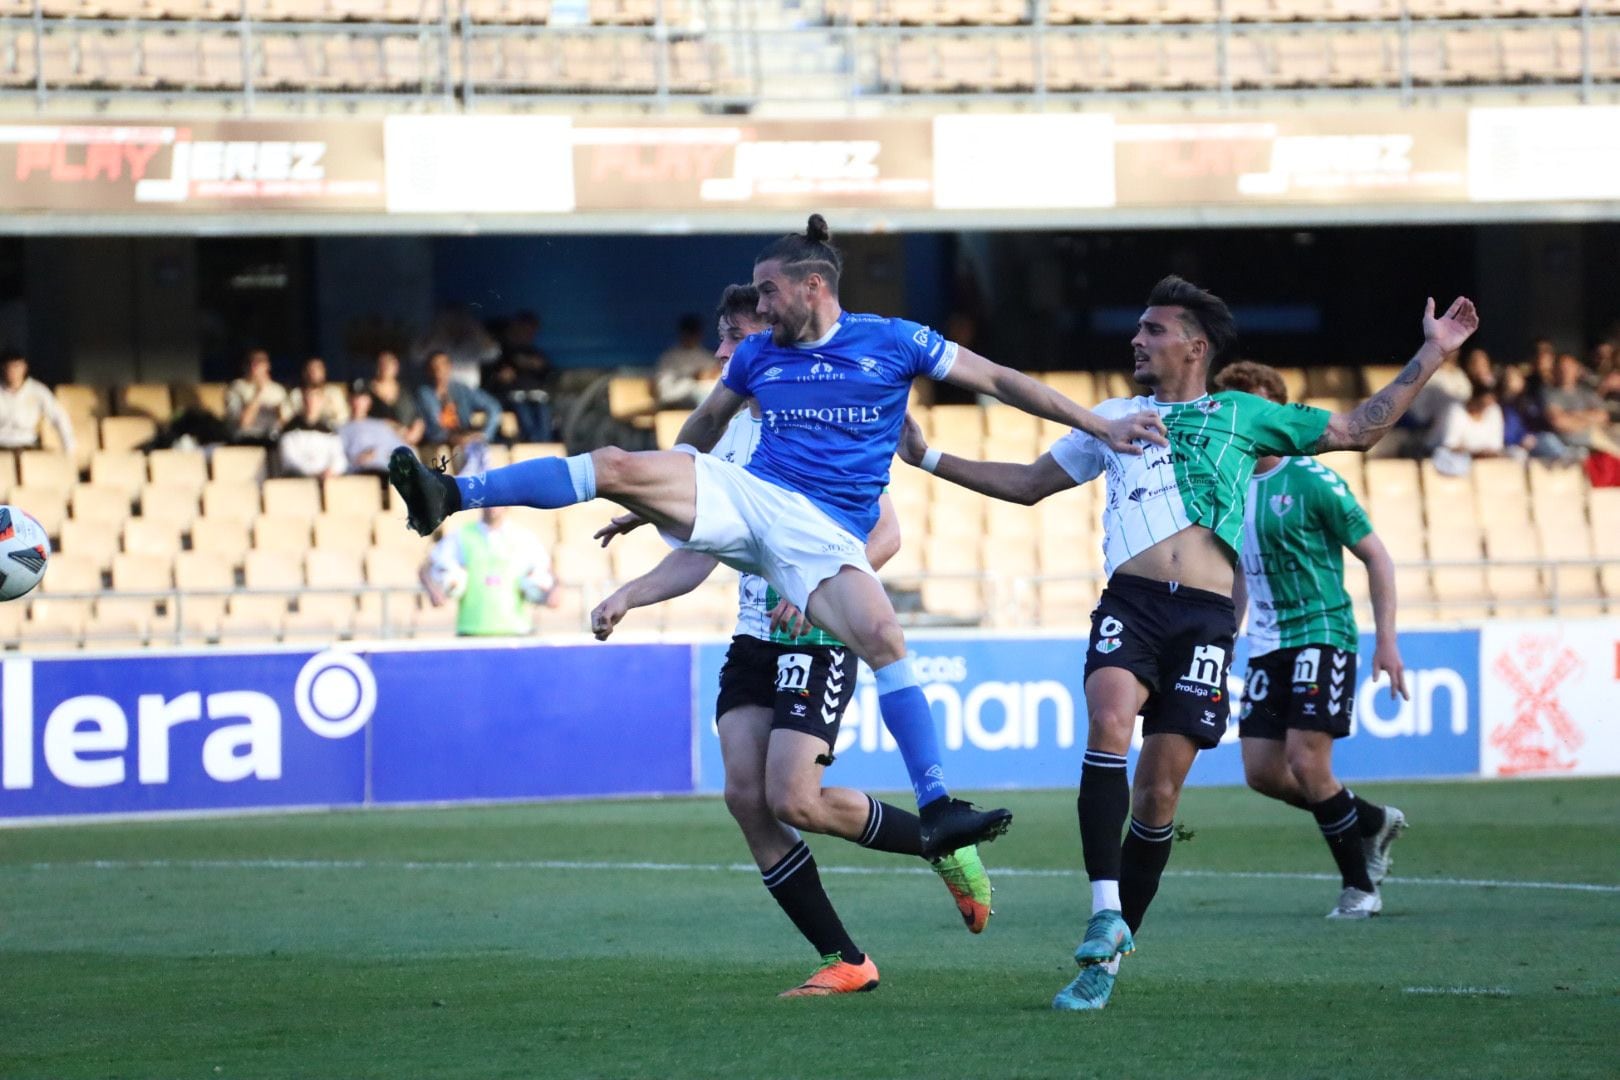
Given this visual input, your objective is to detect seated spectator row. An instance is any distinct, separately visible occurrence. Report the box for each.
[9,0,689,25]
[830,0,1620,23]
[879,23,1620,93]
[0,26,723,94]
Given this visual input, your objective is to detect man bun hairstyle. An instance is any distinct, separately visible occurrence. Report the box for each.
[755,213,843,292]
[1146,275,1237,366]
[715,283,761,325]
[1213,360,1288,405]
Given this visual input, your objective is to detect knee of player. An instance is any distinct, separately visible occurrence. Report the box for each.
[590,445,634,489]
[767,785,824,832]
[1132,777,1182,820]
[848,611,906,666]
[723,779,768,822]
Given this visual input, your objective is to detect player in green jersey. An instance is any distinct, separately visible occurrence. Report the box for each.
[1214,361,1411,921]
[899,276,1478,1010]
[591,285,993,999]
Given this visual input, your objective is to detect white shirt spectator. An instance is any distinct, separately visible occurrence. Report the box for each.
[225,378,291,439]
[277,429,348,477]
[1438,399,1505,456]
[0,377,76,453]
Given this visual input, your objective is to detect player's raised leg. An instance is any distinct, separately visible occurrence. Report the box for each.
[805,566,1013,860]
[390,443,702,540]
[719,705,878,996]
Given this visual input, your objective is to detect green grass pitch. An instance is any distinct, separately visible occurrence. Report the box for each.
[2,778,1616,1079]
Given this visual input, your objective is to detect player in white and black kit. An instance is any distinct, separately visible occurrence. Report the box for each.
[590,285,994,998]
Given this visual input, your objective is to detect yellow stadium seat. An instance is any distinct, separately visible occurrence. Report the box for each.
[0,451,15,500]
[147,449,209,493]
[174,551,232,641]
[140,484,200,533]
[69,483,132,526]
[123,518,184,560]
[322,474,386,516]
[117,383,174,422]
[253,514,315,554]
[262,477,323,521]
[21,598,86,652]
[58,518,120,574]
[190,517,252,570]
[201,482,261,525]
[313,514,374,555]
[10,485,68,538]
[210,445,269,485]
[100,416,157,454]
[90,450,147,502]
[19,449,75,491]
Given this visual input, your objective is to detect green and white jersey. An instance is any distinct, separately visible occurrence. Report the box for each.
[712,410,846,647]
[1048,391,1332,576]
[1240,457,1371,657]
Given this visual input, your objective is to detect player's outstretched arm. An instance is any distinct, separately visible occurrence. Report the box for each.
[1315,297,1480,452]
[940,347,1167,454]
[590,548,721,640]
[897,413,1077,506]
[672,381,748,454]
[1349,532,1409,701]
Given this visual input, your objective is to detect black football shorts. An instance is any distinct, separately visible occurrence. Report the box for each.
[1239,644,1358,740]
[715,635,857,749]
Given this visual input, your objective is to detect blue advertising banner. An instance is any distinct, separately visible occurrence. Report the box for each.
[0,641,693,820]
[366,642,692,803]
[695,629,1481,796]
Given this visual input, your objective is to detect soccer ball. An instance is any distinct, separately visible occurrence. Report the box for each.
[0,505,50,601]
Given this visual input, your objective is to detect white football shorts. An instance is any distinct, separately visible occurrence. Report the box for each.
[660,452,877,612]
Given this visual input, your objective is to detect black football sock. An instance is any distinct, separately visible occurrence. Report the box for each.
[1077,750,1131,888]
[1310,788,1374,892]
[762,841,863,964]
[1349,790,1386,837]
[856,795,924,857]
[1120,817,1175,935]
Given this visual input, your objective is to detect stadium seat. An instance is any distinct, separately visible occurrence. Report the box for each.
[40,550,101,595]
[313,513,374,555]
[123,518,185,560]
[370,509,429,555]
[11,485,69,539]
[147,449,209,493]
[253,514,315,554]
[19,450,75,491]
[110,551,172,595]
[117,383,174,422]
[1482,520,1546,617]
[54,384,106,422]
[210,445,269,485]
[89,451,146,502]
[1038,578,1098,627]
[58,518,120,574]
[551,540,612,589]
[1364,459,1420,503]
[38,408,96,471]
[172,551,231,642]
[323,474,386,515]
[1305,366,1359,398]
[140,484,201,532]
[69,483,132,527]
[201,481,261,524]
[190,517,252,570]
[262,477,323,520]
[0,452,15,501]
[100,416,158,454]
[172,382,228,418]
[89,596,156,648]
[21,598,86,652]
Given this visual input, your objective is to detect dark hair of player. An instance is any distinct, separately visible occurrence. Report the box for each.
[1146,275,1238,366]
[755,213,842,292]
[715,283,761,325]
[1213,360,1288,405]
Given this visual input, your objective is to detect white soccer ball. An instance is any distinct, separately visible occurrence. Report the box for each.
[435,564,469,600]
[0,505,51,601]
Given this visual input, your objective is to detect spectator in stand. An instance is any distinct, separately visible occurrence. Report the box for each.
[288,357,350,429]
[1590,340,1620,422]
[1498,366,1551,461]
[278,382,347,478]
[225,347,290,445]
[339,382,405,476]
[1432,386,1506,475]
[413,305,499,389]
[1462,347,1496,392]
[416,349,502,448]
[485,348,554,443]
[1542,352,1620,460]
[654,313,719,409]
[421,504,558,637]
[0,350,76,454]
[365,350,423,446]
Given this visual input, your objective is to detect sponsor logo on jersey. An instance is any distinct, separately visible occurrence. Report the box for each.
[1182,645,1227,688]
[1292,647,1322,685]
[912,327,931,346]
[857,356,879,375]
[1269,493,1295,517]
[763,366,784,381]
[763,404,883,431]
[1099,616,1125,638]
[1195,399,1223,415]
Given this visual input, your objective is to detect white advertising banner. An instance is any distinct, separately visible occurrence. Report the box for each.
[1467,106,1620,203]
[931,114,1115,210]
[384,115,575,214]
[1479,619,1620,778]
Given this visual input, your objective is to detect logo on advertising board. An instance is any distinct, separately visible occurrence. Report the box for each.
[0,121,385,212]
[1480,621,1619,778]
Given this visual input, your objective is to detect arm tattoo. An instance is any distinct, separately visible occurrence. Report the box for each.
[1393,359,1423,386]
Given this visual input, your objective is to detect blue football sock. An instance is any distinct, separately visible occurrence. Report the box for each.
[457,453,596,510]
[874,659,949,809]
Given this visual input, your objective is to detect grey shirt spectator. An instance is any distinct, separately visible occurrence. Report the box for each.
[1541,354,1610,450]
[0,351,75,453]
[225,349,290,441]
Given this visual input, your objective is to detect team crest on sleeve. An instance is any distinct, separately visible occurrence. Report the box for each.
[1268,494,1295,517]
[912,327,930,346]
[1095,615,1125,654]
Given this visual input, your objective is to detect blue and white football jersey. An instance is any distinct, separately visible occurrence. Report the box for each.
[721,312,957,538]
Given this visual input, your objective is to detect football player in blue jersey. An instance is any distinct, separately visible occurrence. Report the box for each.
[390,213,1168,859]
